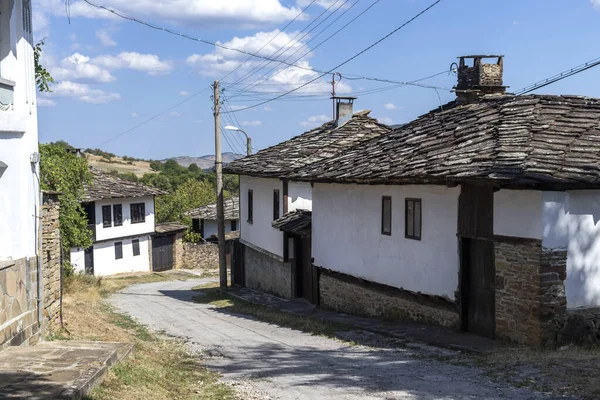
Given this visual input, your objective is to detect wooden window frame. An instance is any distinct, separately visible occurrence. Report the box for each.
[381,196,392,236]
[247,189,253,223]
[273,189,280,221]
[130,203,146,224]
[405,198,422,241]
[102,205,112,228]
[114,241,123,260]
[113,204,123,227]
[132,239,140,256]
[231,220,238,231]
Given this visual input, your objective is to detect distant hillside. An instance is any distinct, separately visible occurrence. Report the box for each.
[164,152,243,169]
[85,153,152,177]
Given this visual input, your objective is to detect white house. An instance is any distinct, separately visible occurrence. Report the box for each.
[188,196,239,240]
[70,169,164,276]
[0,0,45,347]
[224,99,391,300]
[287,55,600,346]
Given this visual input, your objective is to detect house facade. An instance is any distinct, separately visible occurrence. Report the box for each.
[287,55,600,346]
[225,101,391,301]
[189,196,240,240]
[0,0,46,347]
[70,169,164,276]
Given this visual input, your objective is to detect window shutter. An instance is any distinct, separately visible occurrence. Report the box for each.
[102,205,112,228]
[381,196,392,235]
[273,190,280,220]
[114,242,123,259]
[132,239,140,256]
[247,190,253,223]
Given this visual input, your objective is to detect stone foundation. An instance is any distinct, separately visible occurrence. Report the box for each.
[42,193,62,334]
[0,257,40,350]
[244,245,291,298]
[181,243,219,271]
[558,307,600,345]
[319,269,459,328]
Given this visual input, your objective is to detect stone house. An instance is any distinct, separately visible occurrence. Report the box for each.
[286,55,600,346]
[224,101,391,300]
[188,196,239,240]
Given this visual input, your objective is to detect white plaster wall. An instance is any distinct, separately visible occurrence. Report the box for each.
[72,236,151,276]
[542,191,570,249]
[0,0,39,262]
[240,175,283,258]
[313,183,460,299]
[202,219,236,238]
[288,181,312,212]
[493,190,543,239]
[94,196,155,241]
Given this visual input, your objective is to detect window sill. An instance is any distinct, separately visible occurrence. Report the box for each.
[131,221,145,224]
[0,78,16,88]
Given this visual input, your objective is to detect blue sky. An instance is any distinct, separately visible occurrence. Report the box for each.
[34,0,600,160]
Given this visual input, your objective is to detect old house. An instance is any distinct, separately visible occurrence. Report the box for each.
[287,55,600,346]
[224,100,391,300]
[70,169,165,276]
[188,196,239,240]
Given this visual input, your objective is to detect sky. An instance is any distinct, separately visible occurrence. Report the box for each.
[34,0,600,160]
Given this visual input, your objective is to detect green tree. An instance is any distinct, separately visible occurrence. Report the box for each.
[155,179,215,224]
[187,163,200,174]
[34,40,55,93]
[40,142,93,253]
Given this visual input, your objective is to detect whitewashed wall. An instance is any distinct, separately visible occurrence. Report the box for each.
[71,235,151,276]
[240,175,283,258]
[288,181,312,212]
[494,190,543,239]
[0,0,39,262]
[313,183,460,299]
[94,196,155,241]
[202,219,237,239]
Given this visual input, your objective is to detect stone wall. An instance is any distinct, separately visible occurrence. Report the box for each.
[0,257,40,350]
[319,269,459,328]
[42,193,62,334]
[539,249,567,346]
[244,245,292,298]
[558,307,600,345]
[173,232,184,270]
[181,242,219,271]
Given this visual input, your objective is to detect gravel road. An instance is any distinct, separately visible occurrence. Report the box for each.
[110,278,563,400]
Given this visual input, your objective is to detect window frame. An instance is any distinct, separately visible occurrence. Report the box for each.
[405,198,422,241]
[102,205,112,228]
[381,196,392,236]
[130,203,146,224]
[247,189,253,223]
[113,204,123,227]
[132,239,140,256]
[230,219,238,231]
[273,189,280,221]
[114,241,123,260]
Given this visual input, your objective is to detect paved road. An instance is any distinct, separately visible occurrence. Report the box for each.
[111,278,559,400]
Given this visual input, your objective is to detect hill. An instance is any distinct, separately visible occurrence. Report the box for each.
[164,152,243,169]
[85,153,152,177]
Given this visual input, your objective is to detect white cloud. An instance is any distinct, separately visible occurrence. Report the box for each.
[48,81,121,104]
[37,98,56,107]
[378,117,393,125]
[180,90,191,96]
[93,52,173,75]
[96,29,117,46]
[132,112,138,117]
[169,111,183,117]
[593,0,600,10]
[299,115,330,127]
[242,120,262,127]
[297,0,343,8]
[50,53,116,83]
[264,106,273,112]
[384,103,397,110]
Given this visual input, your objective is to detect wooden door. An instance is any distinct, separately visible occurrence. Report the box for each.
[84,247,94,275]
[152,235,174,272]
[232,240,244,286]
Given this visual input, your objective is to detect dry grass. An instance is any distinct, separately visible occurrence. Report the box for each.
[59,272,235,400]
[85,153,153,177]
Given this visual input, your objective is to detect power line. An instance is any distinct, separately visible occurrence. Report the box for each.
[223,0,445,113]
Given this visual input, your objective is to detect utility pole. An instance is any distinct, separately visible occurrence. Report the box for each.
[213,80,227,291]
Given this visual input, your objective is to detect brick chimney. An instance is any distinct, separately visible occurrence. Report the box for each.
[332,96,356,127]
[454,55,507,104]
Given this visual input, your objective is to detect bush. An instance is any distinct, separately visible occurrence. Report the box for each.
[184,229,203,243]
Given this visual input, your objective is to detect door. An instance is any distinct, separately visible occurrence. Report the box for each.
[232,240,244,286]
[84,247,94,275]
[295,236,316,304]
[152,235,174,272]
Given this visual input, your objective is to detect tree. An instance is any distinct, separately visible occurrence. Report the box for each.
[34,40,55,93]
[155,179,215,224]
[188,163,200,174]
[40,142,93,253]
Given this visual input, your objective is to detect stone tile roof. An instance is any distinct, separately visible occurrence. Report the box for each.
[289,95,600,188]
[84,168,165,202]
[272,210,312,236]
[187,196,239,220]
[223,111,392,178]
[155,222,187,234]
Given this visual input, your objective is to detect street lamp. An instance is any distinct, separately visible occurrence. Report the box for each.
[224,125,252,156]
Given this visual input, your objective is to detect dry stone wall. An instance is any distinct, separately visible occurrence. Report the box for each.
[181,242,219,271]
[42,193,62,333]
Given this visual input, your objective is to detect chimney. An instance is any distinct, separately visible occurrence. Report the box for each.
[332,96,356,127]
[454,55,507,104]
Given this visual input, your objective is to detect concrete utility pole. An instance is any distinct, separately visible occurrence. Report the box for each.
[213,80,227,290]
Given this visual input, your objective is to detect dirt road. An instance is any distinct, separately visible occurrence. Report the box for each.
[111,279,564,400]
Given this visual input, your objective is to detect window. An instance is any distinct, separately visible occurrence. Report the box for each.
[381,196,392,235]
[131,203,146,224]
[132,239,140,256]
[113,204,123,226]
[102,205,112,228]
[231,220,238,231]
[192,218,201,234]
[405,198,422,240]
[247,190,253,223]
[114,242,123,259]
[273,189,280,220]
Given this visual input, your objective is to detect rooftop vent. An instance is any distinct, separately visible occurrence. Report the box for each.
[454,55,507,104]
[332,96,356,127]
